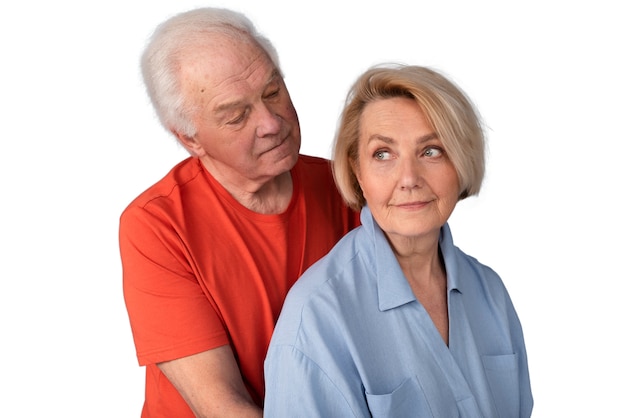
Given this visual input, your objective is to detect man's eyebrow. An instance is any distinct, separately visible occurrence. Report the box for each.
[366,132,438,144]
[267,69,280,83]
[262,70,281,90]
[214,99,244,114]
[213,70,281,114]
[215,100,243,113]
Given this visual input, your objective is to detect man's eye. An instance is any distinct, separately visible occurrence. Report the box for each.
[264,89,280,99]
[374,150,390,160]
[227,111,247,125]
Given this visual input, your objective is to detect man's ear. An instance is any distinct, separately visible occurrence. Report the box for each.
[172,130,204,157]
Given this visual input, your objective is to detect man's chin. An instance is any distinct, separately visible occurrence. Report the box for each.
[265,144,299,168]
[273,152,299,174]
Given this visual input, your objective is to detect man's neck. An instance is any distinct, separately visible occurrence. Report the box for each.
[232,171,293,214]
[201,159,294,214]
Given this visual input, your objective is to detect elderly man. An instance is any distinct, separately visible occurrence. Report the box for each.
[119,7,359,417]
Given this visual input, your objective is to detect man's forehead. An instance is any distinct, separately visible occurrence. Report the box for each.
[179,40,280,117]
[180,34,274,82]
[212,69,280,112]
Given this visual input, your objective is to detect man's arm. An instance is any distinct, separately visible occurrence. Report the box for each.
[158,345,262,418]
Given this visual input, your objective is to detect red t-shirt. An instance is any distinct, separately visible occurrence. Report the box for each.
[120,155,359,417]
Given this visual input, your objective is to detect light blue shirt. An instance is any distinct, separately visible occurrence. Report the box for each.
[264,206,533,417]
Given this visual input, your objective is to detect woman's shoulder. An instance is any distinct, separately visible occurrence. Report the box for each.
[272,227,373,354]
[294,228,362,295]
[441,225,508,296]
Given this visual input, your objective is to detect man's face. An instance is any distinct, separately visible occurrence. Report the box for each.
[178,36,301,191]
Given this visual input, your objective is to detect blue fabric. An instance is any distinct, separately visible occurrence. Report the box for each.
[264,206,533,417]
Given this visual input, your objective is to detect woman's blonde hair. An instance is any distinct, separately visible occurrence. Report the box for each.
[332,64,486,210]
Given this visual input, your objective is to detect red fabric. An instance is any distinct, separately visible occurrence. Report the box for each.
[120,156,359,417]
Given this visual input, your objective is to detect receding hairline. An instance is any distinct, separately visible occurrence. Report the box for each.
[139,7,282,138]
[175,35,280,120]
[173,27,261,63]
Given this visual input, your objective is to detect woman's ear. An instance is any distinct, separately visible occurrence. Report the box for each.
[350,158,361,184]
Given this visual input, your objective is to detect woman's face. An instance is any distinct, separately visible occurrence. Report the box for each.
[355,97,460,246]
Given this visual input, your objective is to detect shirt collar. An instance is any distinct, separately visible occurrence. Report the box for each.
[439,222,462,294]
[358,206,462,312]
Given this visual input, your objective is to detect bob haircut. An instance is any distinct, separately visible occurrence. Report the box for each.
[332,64,485,211]
[140,7,281,138]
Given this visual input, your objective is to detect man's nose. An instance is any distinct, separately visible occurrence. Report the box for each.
[255,104,281,137]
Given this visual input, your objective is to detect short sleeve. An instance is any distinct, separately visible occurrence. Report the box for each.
[120,205,229,365]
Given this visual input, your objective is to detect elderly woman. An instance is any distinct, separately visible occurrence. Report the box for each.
[264,64,533,417]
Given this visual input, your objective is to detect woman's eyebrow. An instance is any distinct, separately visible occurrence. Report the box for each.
[366,132,438,145]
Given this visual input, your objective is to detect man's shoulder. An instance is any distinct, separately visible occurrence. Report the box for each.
[122,157,202,210]
[294,154,334,187]
[296,154,331,170]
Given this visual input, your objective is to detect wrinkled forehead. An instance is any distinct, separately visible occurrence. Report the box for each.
[177,33,278,111]
[179,33,272,84]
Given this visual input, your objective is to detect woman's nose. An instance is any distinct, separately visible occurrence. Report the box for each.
[398,158,422,190]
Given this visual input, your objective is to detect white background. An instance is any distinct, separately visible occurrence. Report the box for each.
[1,0,624,416]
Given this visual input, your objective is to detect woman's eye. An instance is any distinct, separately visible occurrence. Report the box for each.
[374,150,390,160]
[424,147,443,158]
